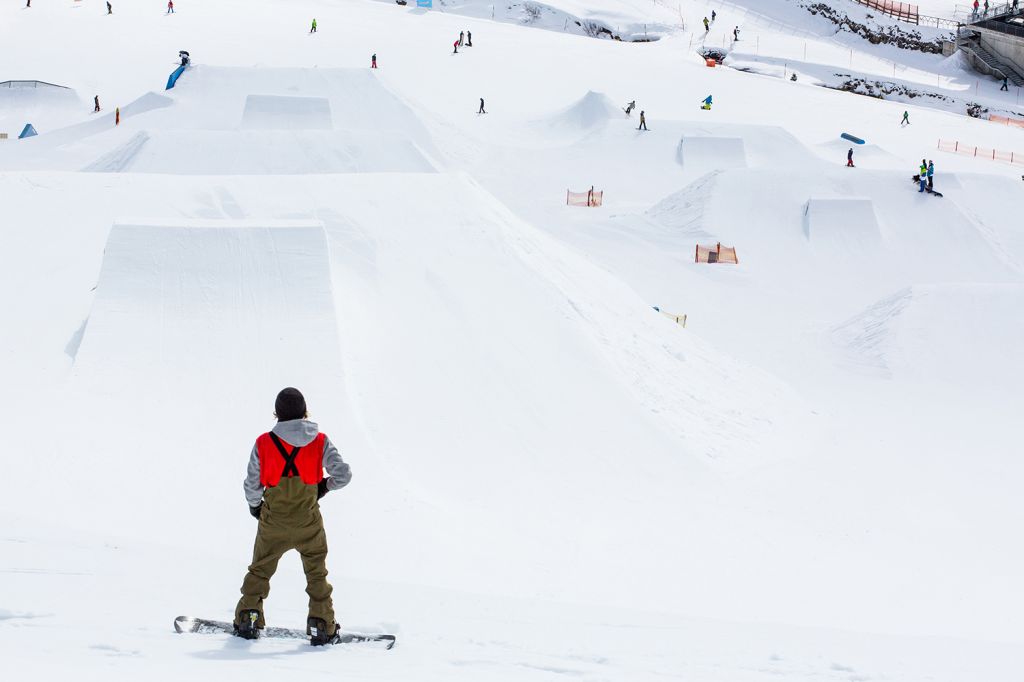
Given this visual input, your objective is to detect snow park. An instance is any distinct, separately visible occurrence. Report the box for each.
[1,0,1023,678]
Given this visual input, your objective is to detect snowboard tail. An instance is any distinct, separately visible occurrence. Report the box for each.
[174,616,396,649]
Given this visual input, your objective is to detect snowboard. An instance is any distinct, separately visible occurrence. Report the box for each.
[174,616,396,649]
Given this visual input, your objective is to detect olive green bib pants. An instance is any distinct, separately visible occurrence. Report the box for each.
[235,477,335,632]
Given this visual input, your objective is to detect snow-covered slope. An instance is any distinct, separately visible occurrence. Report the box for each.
[0,0,1021,680]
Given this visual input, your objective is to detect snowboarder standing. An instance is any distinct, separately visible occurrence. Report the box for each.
[1001,76,1009,91]
[703,16,709,32]
[467,30,472,46]
[371,53,377,68]
[638,110,647,130]
[927,160,934,189]
[733,26,740,41]
[107,1,112,14]
[901,110,910,126]
[624,100,635,116]
[453,39,459,54]
[972,0,979,18]
[847,148,854,167]
[115,107,120,125]
[310,18,317,33]
[459,31,464,46]
[167,0,174,13]
[918,160,928,192]
[711,10,716,22]
[94,95,101,112]
[25,0,30,8]
[234,388,352,645]
[478,97,486,114]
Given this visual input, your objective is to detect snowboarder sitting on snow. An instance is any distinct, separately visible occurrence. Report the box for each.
[234,388,352,645]
[624,100,635,116]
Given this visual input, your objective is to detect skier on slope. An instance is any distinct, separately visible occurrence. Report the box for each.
[901,110,910,125]
[711,10,716,22]
[234,388,352,645]
[847,148,854,167]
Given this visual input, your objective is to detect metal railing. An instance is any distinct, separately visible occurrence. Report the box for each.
[854,0,919,24]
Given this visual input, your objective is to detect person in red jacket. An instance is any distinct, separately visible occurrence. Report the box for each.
[234,388,352,645]
[167,1,174,13]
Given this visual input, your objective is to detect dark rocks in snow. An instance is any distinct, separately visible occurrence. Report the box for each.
[802,2,950,54]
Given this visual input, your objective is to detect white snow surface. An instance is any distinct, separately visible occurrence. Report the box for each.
[0,0,1022,680]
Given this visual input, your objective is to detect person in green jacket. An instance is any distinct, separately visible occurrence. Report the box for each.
[310,18,317,33]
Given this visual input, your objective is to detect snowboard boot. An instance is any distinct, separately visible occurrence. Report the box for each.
[307,617,340,646]
[233,609,261,640]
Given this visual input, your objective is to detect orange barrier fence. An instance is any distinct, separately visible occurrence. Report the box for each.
[695,243,739,264]
[937,139,1023,164]
[854,0,919,24]
[567,187,603,207]
[989,114,1024,129]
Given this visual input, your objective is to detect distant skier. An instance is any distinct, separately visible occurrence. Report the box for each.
[233,387,352,645]
[459,31,464,46]
[179,50,190,66]
[703,16,709,32]
[983,0,990,16]
[701,94,712,110]
[847,148,854,167]
[901,110,910,125]
[638,110,647,130]
[310,18,317,33]
[711,10,716,22]
[115,107,120,126]
[25,0,30,7]
[972,0,979,18]
[107,1,112,14]
[927,160,934,189]
[478,97,486,114]
[733,26,740,41]
[371,53,377,68]
[453,39,459,54]
[167,0,174,13]
[467,30,472,47]
[1001,76,1009,91]
[624,100,635,116]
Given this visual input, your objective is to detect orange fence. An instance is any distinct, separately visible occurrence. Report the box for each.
[937,139,1023,164]
[695,243,739,264]
[567,187,603,207]
[989,114,1024,129]
[854,0,919,24]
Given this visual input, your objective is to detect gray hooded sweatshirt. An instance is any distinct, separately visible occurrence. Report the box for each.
[243,419,352,508]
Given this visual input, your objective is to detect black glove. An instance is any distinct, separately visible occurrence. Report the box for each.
[249,502,262,520]
[317,480,329,500]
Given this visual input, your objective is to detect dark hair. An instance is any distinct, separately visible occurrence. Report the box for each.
[274,387,307,421]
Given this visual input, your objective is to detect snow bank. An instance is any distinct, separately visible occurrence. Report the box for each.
[240,94,333,130]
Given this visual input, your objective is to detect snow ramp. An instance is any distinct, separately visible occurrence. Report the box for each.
[83,130,435,174]
[544,90,622,130]
[240,95,333,130]
[803,197,881,251]
[678,136,747,171]
[72,221,343,403]
[832,284,1024,388]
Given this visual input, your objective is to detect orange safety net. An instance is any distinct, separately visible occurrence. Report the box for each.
[566,187,603,207]
[695,243,738,264]
[989,114,1024,129]
[937,139,1022,165]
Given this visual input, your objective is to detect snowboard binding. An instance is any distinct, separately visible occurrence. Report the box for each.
[308,617,341,646]
[233,609,261,640]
